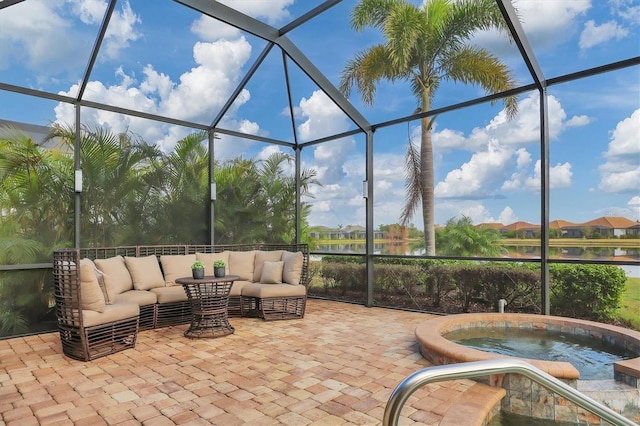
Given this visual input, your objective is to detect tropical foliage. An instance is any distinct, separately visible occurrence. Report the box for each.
[435,215,504,257]
[0,125,318,335]
[340,0,518,255]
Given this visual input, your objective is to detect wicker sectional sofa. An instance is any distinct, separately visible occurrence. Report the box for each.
[53,243,309,361]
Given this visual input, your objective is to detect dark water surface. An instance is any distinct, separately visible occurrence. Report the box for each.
[445,328,637,380]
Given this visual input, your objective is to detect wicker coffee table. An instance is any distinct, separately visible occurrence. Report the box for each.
[176,275,239,338]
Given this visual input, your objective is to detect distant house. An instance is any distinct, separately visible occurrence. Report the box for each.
[476,222,504,231]
[481,217,640,239]
[309,225,385,240]
[549,219,580,237]
[0,119,65,150]
[500,221,541,238]
[578,216,639,238]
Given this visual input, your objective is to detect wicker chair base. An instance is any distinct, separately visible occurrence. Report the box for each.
[227,296,243,317]
[59,316,138,361]
[138,304,156,331]
[155,301,191,328]
[242,296,306,321]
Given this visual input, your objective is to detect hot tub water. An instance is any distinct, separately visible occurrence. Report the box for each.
[445,328,637,380]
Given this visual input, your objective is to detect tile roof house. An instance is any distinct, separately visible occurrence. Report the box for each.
[485,217,639,238]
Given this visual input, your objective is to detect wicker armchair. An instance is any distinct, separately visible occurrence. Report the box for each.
[53,249,139,361]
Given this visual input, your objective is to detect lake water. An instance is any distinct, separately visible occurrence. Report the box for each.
[313,242,640,277]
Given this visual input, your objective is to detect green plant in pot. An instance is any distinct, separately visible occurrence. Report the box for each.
[213,259,226,277]
[191,260,205,279]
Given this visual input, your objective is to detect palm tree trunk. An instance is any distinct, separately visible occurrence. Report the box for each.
[420,115,436,255]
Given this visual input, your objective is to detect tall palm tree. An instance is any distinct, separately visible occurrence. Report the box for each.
[340,0,518,255]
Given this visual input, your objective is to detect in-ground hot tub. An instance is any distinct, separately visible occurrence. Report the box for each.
[415,313,640,424]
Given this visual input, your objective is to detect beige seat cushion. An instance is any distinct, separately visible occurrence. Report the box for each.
[79,258,106,313]
[94,256,133,296]
[196,251,230,276]
[160,254,196,286]
[151,286,188,304]
[228,250,256,281]
[229,280,251,297]
[253,250,284,282]
[260,261,284,284]
[124,255,165,290]
[113,290,157,306]
[241,283,306,298]
[282,251,304,285]
[82,303,139,328]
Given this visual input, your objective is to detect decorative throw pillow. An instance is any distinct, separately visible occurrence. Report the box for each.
[282,251,303,285]
[260,261,284,284]
[196,251,229,276]
[79,258,106,312]
[94,255,133,295]
[253,250,284,282]
[124,255,165,290]
[228,250,256,281]
[160,254,197,286]
[91,263,113,304]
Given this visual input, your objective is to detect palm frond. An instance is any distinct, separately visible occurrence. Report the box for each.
[399,139,422,226]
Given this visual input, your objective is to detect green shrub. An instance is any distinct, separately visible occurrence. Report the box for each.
[318,262,366,295]
[549,264,626,322]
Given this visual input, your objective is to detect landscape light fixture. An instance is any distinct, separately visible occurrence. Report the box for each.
[74,170,82,193]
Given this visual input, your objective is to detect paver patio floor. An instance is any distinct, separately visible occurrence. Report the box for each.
[0,299,488,425]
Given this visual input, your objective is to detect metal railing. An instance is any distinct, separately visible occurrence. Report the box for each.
[383,358,637,426]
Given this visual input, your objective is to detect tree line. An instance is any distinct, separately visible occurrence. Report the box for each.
[0,124,318,334]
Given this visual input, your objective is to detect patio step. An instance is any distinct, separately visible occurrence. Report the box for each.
[440,382,506,426]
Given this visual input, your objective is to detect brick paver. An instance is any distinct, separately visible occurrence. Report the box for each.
[0,300,494,425]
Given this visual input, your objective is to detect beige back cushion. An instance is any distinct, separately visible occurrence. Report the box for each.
[253,250,284,282]
[196,251,230,276]
[228,250,256,281]
[282,251,304,285]
[79,258,106,312]
[124,255,165,290]
[160,254,196,286]
[95,255,133,295]
[260,261,284,284]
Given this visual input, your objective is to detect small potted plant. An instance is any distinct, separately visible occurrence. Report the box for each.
[213,259,226,277]
[191,260,205,279]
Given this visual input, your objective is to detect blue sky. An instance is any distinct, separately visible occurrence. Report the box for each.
[0,0,638,230]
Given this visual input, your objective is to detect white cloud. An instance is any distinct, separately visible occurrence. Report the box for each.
[471,0,591,53]
[579,20,629,49]
[432,93,588,153]
[435,141,514,198]
[0,0,82,77]
[498,206,519,225]
[55,36,259,152]
[103,0,141,59]
[69,0,106,24]
[524,160,573,192]
[217,0,293,25]
[599,109,640,193]
[294,90,356,184]
[628,196,640,220]
[297,90,351,141]
[565,115,591,127]
[191,16,241,41]
[517,0,591,47]
[0,0,140,79]
[609,0,640,23]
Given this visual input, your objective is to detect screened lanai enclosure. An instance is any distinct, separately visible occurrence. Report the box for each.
[0,0,639,337]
